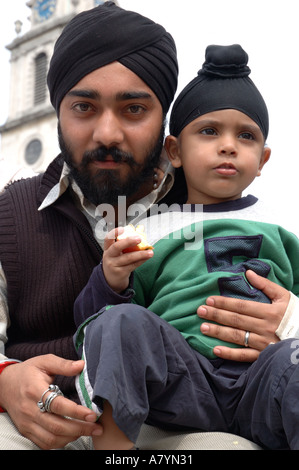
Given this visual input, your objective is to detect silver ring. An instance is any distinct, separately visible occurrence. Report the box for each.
[44,390,64,413]
[37,384,63,413]
[244,331,250,347]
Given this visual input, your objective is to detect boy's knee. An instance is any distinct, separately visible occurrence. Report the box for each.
[94,304,156,333]
[104,303,150,321]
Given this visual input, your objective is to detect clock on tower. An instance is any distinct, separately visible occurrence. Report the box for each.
[33,0,57,23]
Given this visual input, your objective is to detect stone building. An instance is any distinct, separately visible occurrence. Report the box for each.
[0,0,117,173]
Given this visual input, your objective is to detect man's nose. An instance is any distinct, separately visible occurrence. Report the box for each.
[92,111,124,148]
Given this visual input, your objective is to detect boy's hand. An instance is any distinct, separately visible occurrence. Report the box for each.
[103,227,154,293]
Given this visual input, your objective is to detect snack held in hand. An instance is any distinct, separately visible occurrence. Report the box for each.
[117,224,153,253]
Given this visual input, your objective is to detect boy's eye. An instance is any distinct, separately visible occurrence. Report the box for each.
[200,128,216,135]
[239,132,254,140]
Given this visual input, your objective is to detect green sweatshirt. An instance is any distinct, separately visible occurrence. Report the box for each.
[133,195,299,358]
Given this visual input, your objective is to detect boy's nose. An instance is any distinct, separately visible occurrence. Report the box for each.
[218,136,237,156]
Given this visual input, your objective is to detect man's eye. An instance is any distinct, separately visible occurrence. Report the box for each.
[73,103,92,112]
[127,105,145,114]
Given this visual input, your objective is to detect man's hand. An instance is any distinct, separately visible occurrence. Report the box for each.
[0,355,102,449]
[197,270,290,362]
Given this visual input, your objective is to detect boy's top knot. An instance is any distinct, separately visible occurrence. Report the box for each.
[201,44,250,78]
[170,44,268,140]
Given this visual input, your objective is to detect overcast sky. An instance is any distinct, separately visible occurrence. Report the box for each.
[1,0,299,234]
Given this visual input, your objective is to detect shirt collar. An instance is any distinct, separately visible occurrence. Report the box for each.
[38,161,174,220]
[38,162,70,211]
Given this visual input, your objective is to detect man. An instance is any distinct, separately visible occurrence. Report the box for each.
[0,2,177,450]
[0,2,295,450]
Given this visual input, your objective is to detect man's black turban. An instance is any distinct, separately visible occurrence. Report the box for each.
[170,44,269,140]
[47,1,178,114]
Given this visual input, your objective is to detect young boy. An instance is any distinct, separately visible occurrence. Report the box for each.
[73,45,299,450]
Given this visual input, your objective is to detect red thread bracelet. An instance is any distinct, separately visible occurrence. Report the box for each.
[0,361,18,412]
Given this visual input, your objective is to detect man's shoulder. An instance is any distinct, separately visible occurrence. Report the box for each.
[0,156,64,206]
[0,175,45,226]
[0,173,42,199]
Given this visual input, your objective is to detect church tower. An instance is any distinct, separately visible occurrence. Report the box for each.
[0,0,117,172]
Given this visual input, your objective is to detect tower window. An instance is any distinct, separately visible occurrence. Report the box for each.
[25,139,42,165]
[34,53,47,105]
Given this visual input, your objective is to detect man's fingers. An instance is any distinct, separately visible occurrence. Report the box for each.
[202,271,290,319]
[32,396,102,450]
[196,271,287,362]
[197,303,264,328]
[202,295,268,319]
[200,322,271,350]
[40,408,101,437]
[213,345,260,362]
[47,395,98,422]
[245,270,290,303]
[28,412,102,450]
[32,355,85,378]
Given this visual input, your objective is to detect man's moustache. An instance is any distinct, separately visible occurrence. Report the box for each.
[81,147,140,168]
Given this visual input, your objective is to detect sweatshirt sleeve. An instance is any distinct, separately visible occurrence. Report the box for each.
[73,263,134,328]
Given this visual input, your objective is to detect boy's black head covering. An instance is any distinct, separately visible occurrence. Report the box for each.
[47,1,178,114]
[162,44,269,206]
[170,44,269,139]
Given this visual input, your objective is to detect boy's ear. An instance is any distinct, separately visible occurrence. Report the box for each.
[257,146,271,176]
[164,135,182,168]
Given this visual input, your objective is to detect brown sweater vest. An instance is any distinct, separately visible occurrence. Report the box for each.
[0,156,103,398]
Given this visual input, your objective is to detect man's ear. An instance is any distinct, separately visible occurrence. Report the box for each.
[164,135,182,168]
[257,146,271,176]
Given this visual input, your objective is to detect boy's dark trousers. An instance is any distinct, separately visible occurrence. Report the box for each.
[76,304,299,449]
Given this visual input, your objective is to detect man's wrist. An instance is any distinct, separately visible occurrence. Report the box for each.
[0,361,19,412]
[276,292,299,340]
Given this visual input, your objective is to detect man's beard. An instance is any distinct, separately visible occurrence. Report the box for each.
[58,123,165,206]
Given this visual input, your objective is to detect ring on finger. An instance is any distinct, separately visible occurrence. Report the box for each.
[44,389,64,413]
[244,331,250,347]
[37,384,64,413]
